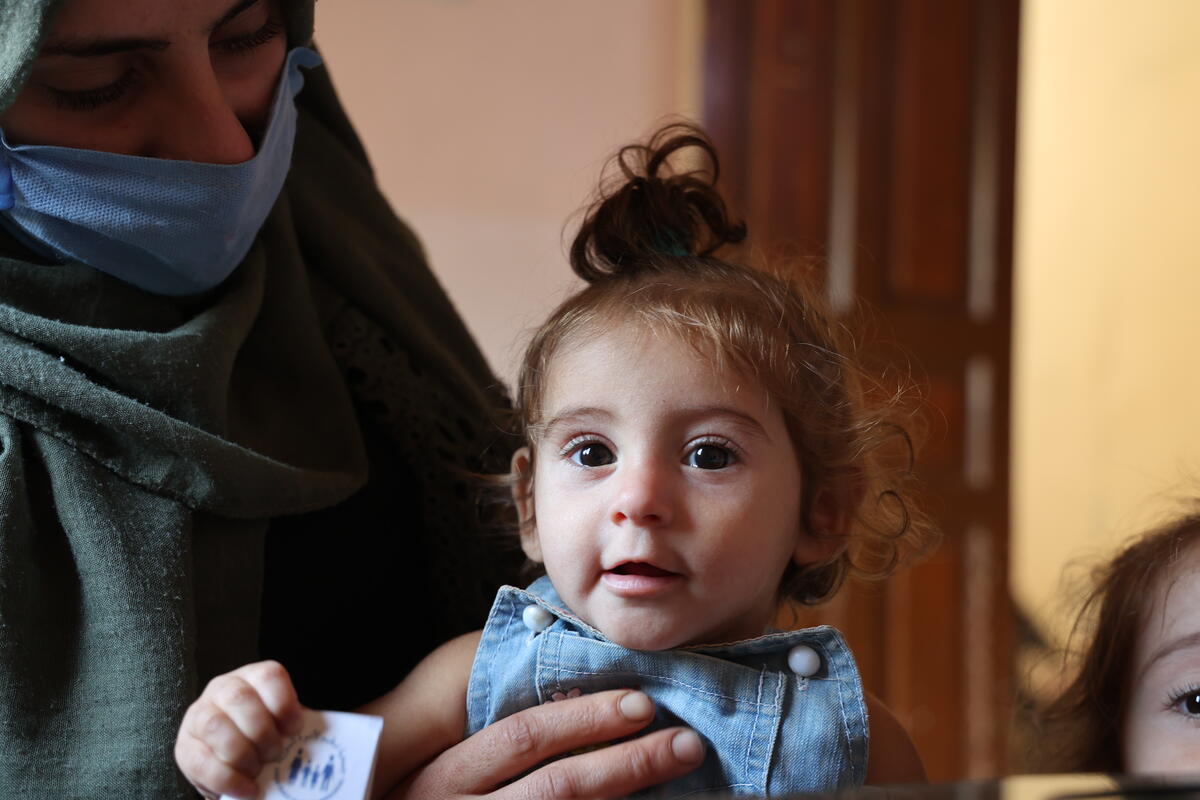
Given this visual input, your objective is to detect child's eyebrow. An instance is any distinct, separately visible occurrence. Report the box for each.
[537,407,614,435]
[1142,629,1200,677]
[680,406,771,440]
[537,405,770,440]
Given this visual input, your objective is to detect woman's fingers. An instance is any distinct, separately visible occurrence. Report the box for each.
[400,689,703,798]
[499,727,705,800]
[418,689,655,792]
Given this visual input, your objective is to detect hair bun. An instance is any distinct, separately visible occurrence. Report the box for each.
[569,122,747,282]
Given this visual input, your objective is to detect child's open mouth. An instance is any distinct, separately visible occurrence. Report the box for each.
[610,562,678,577]
[602,561,682,596]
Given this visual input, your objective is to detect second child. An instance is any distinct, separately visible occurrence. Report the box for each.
[1038,509,1200,773]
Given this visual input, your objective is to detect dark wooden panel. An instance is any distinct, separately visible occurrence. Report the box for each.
[887,0,975,304]
[747,0,835,253]
[923,375,965,470]
[703,0,754,215]
[851,0,899,303]
[892,528,966,770]
[705,0,1019,780]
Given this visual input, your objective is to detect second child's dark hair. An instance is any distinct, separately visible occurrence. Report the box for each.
[1037,511,1200,772]
[513,122,933,604]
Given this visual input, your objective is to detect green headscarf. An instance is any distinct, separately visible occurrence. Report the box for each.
[0,0,62,115]
[0,1,518,797]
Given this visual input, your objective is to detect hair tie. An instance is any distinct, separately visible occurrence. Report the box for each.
[652,228,690,258]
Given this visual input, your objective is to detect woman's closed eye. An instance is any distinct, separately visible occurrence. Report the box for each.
[211,16,284,56]
[47,70,141,112]
[43,7,283,113]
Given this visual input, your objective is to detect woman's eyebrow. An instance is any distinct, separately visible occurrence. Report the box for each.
[40,36,169,58]
[207,0,263,34]
[39,0,261,57]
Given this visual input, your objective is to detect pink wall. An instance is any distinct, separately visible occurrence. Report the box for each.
[314,1,700,380]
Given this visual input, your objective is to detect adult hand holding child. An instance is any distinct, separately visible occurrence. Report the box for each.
[176,660,702,800]
[388,691,704,800]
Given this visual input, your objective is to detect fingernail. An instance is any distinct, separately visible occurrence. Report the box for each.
[671,730,705,763]
[618,690,653,721]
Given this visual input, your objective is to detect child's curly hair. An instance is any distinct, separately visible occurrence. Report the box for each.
[511,122,934,605]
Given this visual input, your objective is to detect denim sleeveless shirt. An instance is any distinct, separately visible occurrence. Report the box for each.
[465,578,868,797]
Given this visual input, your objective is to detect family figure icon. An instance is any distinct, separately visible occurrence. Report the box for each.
[220,711,383,800]
[286,749,337,793]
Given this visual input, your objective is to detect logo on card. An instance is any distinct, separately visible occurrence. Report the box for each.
[273,729,347,800]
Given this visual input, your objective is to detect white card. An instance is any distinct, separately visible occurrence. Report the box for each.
[222,709,384,800]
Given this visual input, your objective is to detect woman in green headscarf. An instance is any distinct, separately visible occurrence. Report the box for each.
[0,1,701,797]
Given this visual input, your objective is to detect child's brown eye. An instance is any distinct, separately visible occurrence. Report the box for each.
[571,443,615,468]
[687,445,731,470]
[1168,688,1200,717]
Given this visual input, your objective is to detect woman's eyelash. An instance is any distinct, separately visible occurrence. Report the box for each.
[44,17,282,112]
[49,70,141,112]
[212,18,284,55]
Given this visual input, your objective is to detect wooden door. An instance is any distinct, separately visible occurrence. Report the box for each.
[704,0,1019,780]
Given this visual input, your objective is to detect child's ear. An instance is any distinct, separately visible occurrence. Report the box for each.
[793,484,856,566]
[511,447,542,562]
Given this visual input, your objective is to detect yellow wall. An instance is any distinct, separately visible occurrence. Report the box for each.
[1012,0,1200,644]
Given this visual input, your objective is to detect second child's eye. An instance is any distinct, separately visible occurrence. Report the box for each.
[570,443,615,468]
[1172,689,1200,717]
[686,444,732,470]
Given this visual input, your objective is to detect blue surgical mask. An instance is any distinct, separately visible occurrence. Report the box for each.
[0,46,322,296]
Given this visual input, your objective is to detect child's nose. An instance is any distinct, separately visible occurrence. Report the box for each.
[610,461,674,527]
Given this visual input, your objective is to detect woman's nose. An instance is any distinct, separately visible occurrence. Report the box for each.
[610,461,674,528]
[149,68,257,164]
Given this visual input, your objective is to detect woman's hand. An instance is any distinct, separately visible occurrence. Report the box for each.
[386,689,705,800]
[174,660,306,800]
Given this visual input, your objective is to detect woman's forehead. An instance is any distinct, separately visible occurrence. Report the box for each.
[47,0,255,38]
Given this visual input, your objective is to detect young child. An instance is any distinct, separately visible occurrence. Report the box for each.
[1038,510,1200,773]
[175,123,932,798]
